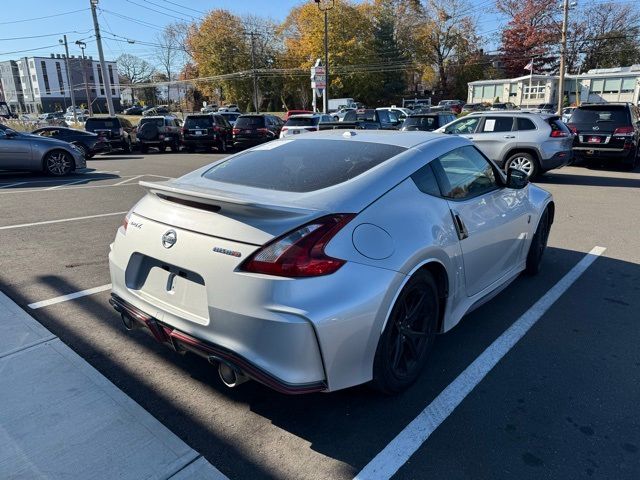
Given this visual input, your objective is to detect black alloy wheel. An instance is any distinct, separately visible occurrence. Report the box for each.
[373,271,439,394]
[43,150,73,176]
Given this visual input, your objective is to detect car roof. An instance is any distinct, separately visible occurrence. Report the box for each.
[288,114,319,118]
[296,129,453,148]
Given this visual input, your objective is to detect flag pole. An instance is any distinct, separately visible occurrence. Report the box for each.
[528,56,534,108]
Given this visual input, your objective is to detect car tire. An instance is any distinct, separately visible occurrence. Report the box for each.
[73,142,88,158]
[372,270,439,395]
[525,208,550,276]
[621,147,638,171]
[158,145,166,153]
[123,138,132,153]
[505,152,539,179]
[43,150,73,176]
[140,144,148,154]
[170,141,179,153]
[187,146,195,153]
[217,138,227,153]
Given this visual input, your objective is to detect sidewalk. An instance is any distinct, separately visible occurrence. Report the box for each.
[0,291,228,480]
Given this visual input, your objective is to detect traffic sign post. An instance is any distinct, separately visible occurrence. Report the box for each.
[310,60,326,112]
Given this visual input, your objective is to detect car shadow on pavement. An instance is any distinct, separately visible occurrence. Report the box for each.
[2,246,638,479]
[91,155,144,160]
[537,171,640,188]
[0,172,121,190]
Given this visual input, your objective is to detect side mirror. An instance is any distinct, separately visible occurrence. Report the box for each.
[506,167,529,189]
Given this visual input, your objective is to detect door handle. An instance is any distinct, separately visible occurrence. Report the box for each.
[451,210,469,240]
[503,135,516,139]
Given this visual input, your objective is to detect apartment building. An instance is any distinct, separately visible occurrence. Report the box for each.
[467,65,640,108]
[0,54,121,114]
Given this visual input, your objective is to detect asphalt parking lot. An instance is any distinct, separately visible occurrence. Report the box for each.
[1,152,639,480]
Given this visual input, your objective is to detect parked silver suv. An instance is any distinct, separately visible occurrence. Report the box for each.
[436,112,573,178]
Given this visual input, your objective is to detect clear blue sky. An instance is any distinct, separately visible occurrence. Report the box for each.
[0,0,503,65]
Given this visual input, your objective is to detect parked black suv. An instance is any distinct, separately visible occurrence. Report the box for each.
[232,114,282,150]
[568,103,640,170]
[400,112,457,131]
[181,114,233,153]
[136,116,182,153]
[85,116,136,153]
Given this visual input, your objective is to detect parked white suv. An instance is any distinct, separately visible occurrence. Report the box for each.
[436,112,574,178]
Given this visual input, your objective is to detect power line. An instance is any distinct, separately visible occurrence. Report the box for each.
[0,8,89,26]
[0,30,93,42]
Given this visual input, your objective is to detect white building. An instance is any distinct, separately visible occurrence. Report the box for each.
[467,65,640,108]
[0,54,121,114]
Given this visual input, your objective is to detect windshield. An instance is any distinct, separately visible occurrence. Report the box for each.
[202,139,406,192]
[285,117,319,127]
[140,118,164,127]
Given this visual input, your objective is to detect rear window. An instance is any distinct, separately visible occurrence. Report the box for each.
[222,113,240,121]
[569,106,629,125]
[235,116,266,128]
[185,116,213,128]
[202,139,406,192]
[86,118,119,129]
[285,117,319,127]
[344,110,375,122]
[140,118,164,127]
[404,116,437,130]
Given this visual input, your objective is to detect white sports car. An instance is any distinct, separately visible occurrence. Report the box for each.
[109,130,554,394]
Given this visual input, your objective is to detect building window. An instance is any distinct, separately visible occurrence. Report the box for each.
[482,85,496,99]
[55,62,65,96]
[603,78,621,94]
[41,61,51,95]
[111,88,115,95]
[97,65,105,95]
[524,82,545,100]
[34,87,39,95]
[31,74,37,82]
[108,64,115,85]
[591,79,604,93]
[509,83,518,97]
[621,78,636,93]
[29,60,35,69]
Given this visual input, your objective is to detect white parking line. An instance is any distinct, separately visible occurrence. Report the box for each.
[28,284,112,310]
[0,182,27,189]
[0,211,127,231]
[114,175,143,186]
[44,179,88,190]
[354,246,607,480]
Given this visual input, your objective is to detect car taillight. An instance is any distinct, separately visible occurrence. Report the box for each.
[240,214,355,277]
[122,212,131,233]
[232,128,240,135]
[550,130,568,137]
[613,126,634,136]
[567,124,578,134]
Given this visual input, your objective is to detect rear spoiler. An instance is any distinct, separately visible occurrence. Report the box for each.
[139,180,318,216]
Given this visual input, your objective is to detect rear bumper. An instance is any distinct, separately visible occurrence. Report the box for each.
[182,136,217,147]
[540,150,573,170]
[573,145,635,161]
[233,137,271,149]
[109,294,327,394]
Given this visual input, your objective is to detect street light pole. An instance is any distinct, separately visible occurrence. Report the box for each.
[76,41,93,116]
[557,0,570,115]
[314,0,334,114]
[90,0,115,115]
[59,35,77,123]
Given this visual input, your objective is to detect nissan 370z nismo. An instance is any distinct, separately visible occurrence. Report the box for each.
[109,131,554,394]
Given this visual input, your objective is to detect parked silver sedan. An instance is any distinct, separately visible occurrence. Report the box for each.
[109,130,554,394]
[0,124,85,175]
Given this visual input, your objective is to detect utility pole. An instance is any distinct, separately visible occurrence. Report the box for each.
[76,41,93,116]
[314,0,334,114]
[557,0,570,115]
[247,31,259,113]
[59,35,77,123]
[90,0,115,115]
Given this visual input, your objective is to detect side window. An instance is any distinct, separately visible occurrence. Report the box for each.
[378,110,390,123]
[388,111,399,123]
[479,116,513,133]
[431,146,498,200]
[444,116,480,134]
[516,117,536,131]
[411,163,441,197]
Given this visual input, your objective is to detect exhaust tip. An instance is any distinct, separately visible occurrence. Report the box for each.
[217,361,249,388]
[121,313,138,331]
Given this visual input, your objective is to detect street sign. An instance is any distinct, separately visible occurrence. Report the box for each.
[311,65,326,89]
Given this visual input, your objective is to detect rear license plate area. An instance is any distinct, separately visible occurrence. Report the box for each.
[587,136,602,143]
[125,254,209,324]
